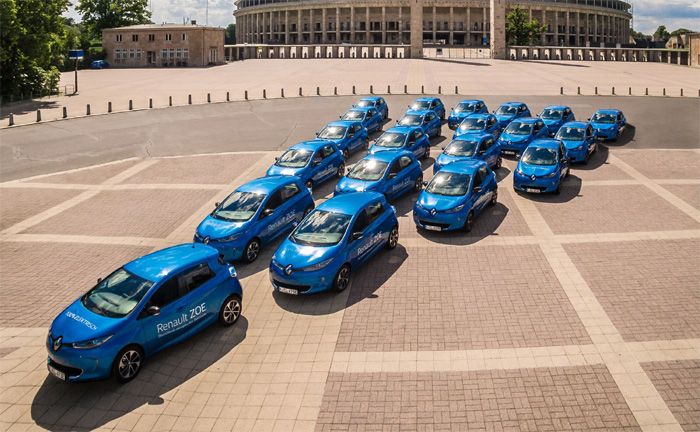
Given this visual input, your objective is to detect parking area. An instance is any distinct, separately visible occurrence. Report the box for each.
[0,130,698,430]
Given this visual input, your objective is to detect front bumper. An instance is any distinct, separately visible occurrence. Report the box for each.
[413,205,466,232]
[46,342,117,382]
[194,235,246,262]
[594,127,619,141]
[499,141,528,157]
[566,145,589,163]
[513,172,559,193]
[269,263,337,295]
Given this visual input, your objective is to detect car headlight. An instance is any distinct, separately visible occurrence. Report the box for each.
[219,232,243,242]
[415,201,425,210]
[271,258,283,270]
[300,258,334,272]
[71,335,113,350]
[574,144,584,151]
[516,167,526,175]
[445,204,466,214]
[544,171,558,178]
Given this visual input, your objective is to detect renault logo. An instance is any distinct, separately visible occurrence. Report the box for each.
[430,208,437,216]
[203,236,211,245]
[284,264,293,275]
[52,336,62,352]
[531,174,536,181]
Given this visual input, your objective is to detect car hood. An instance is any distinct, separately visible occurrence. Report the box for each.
[197,216,248,240]
[496,114,515,123]
[455,128,482,136]
[369,145,404,155]
[450,111,472,119]
[436,153,468,166]
[500,133,530,143]
[50,299,124,344]
[417,191,467,212]
[337,176,381,192]
[518,163,557,177]
[591,122,617,130]
[274,239,340,268]
[542,118,562,126]
[267,165,305,177]
[561,139,585,149]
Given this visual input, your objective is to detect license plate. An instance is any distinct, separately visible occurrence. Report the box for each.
[425,225,442,232]
[503,150,515,155]
[278,287,298,295]
[525,188,541,194]
[48,364,66,380]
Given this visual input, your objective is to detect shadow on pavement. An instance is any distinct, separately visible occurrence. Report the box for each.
[421,58,491,67]
[606,124,636,147]
[1,99,60,119]
[518,174,583,204]
[416,198,510,246]
[31,317,248,431]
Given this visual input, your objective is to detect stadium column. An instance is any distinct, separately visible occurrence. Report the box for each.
[449,7,454,45]
[285,10,289,44]
[350,7,355,43]
[336,7,340,42]
[410,0,423,58]
[490,0,506,59]
[322,8,327,43]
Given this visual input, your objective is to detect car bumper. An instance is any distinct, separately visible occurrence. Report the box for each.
[46,344,117,382]
[269,264,336,295]
[413,206,466,232]
[567,146,589,163]
[513,173,559,193]
[594,128,619,141]
[194,236,246,262]
[499,142,527,157]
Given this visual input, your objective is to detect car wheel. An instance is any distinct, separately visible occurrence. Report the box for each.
[219,295,242,326]
[386,225,399,249]
[337,162,345,178]
[304,205,314,216]
[554,183,561,195]
[422,146,430,160]
[463,211,475,233]
[414,175,423,193]
[495,156,502,169]
[333,265,351,292]
[305,180,313,190]
[363,138,370,151]
[490,189,498,206]
[343,149,349,159]
[242,238,261,263]
[113,345,143,384]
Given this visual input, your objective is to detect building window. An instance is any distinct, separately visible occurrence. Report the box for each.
[183,49,189,59]
[181,33,187,41]
[132,34,138,42]
[148,34,155,42]
[116,34,123,42]
[165,33,172,41]
[136,49,142,60]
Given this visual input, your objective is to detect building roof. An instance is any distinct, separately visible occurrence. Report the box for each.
[103,23,223,31]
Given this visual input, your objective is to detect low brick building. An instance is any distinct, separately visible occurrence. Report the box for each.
[102,24,225,67]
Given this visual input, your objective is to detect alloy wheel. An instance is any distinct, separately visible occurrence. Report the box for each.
[335,266,350,292]
[245,240,260,263]
[223,298,241,324]
[118,350,141,380]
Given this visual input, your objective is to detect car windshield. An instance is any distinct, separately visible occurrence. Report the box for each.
[342,110,365,121]
[459,117,486,131]
[496,105,518,116]
[410,100,431,110]
[540,108,563,120]
[213,191,265,221]
[556,127,586,141]
[521,147,558,165]
[504,122,533,136]
[375,132,406,148]
[399,114,423,127]
[347,158,389,181]
[276,149,312,168]
[592,113,616,124]
[318,125,347,140]
[444,140,478,157]
[426,172,471,196]
[356,100,374,108]
[82,268,153,318]
[290,210,352,246]
[454,102,477,113]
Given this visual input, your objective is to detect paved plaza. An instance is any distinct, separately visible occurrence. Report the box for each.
[0,97,699,431]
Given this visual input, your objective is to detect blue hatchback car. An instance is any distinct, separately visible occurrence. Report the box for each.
[555,121,597,164]
[47,244,243,383]
[538,105,576,136]
[414,160,498,233]
[340,107,383,134]
[408,97,446,120]
[369,126,430,159]
[513,139,570,194]
[590,109,627,141]
[434,133,502,173]
[397,110,442,138]
[498,117,549,157]
[494,102,532,129]
[316,121,369,157]
[447,99,489,129]
[335,151,424,200]
[195,176,315,263]
[267,140,346,189]
[270,192,399,295]
[354,96,389,120]
[454,114,500,139]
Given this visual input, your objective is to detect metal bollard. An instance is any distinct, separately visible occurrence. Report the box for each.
[129,99,133,110]
[226,91,230,101]
[263,89,267,99]
[8,113,14,126]
[245,90,249,100]
[455,86,458,95]
[334,87,338,96]
[317,86,320,96]
[149,98,153,108]
[645,88,649,96]
[594,86,598,95]
[628,87,632,95]
[370,85,373,94]
[207,93,211,103]
[680,88,683,97]
[108,101,112,112]
[577,86,581,95]
[36,110,41,122]
[421,85,424,94]
[62,107,67,118]
[187,95,191,105]
[352,85,356,95]
[438,85,442,94]
[560,87,564,95]
[387,85,391,94]
[404,84,408,94]
[612,86,615,95]
[281,88,285,98]
[86,104,91,115]
[663,88,666,96]
[168,96,172,107]
[298,87,302,96]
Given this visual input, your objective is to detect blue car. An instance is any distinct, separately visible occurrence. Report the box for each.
[414,160,498,233]
[494,102,532,129]
[194,176,315,263]
[397,110,442,138]
[590,109,627,141]
[368,126,430,159]
[447,99,489,129]
[513,139,570,195]
[335,151,424,200]
[90,60,109,69]
[498,117,548,157]
[408,97,446,120]
[266,140,346,190]
[555,122,597,164]
[316,121,369,157]
[434,133,502,174]
[454,114,500,139]
[538,105,576,136]
[270,192,399,295]
[46,244,243,383]
[354,96,389,120]
[340,107,383,134]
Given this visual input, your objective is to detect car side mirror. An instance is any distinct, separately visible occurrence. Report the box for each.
[262,208,275,217]
[350,232,363,241]
[147,305,160,316]
[440,146,445,150]
[315,131,320,136]
[214,202,220,208]
[97,277,103,284]
[478,150,485,156]
[422,181,428,187]
[312,159,321,166]
[473,186,482,193]
[274,157,279,161]
[388,172,397,179]
[587,118,591,121]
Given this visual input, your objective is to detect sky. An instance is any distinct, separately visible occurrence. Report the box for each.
[64,0,699,34]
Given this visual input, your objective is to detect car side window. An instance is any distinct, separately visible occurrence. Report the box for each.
[558,146,564,161]
[180,263,214,294]
[388,159,402,175]
[430,101,437,108]
[321,145,335,158]
[518,106,526,113]
[378,98,384,105]
[263,189,284,212]
[481,139,492,151]
[280,183,300,202]
[488,117,496,127]
[587,125,593,137]
[564,108,571,116]
[399,156,412,169]
[366,202,384,224]
[408,131,417,143]
[351,210,370,234]
[415,130,423,140]
[473,169,485,188]
[478,167,489,184]
[148,277,181,309]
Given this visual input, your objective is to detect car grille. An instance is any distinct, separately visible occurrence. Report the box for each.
[419,219,451,229]
[273,280,311,293]
[48,358,82,378]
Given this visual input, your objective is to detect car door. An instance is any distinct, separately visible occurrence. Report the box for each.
[367,108,379,132]
[407,130,420,156]
[139,276,185,352]
[473,167,490,212]
[557,144,567,182]
[487,116,499,137]
[384,158,403,199]
[315,145,338,182]
[347,209,372,265]
[346,124,359,151]
[258,189,286,242]
[533,121,545,139]
[477,138,492,165]
[172,263,218,341]
[586,125,595,152]
[564,108,574,122]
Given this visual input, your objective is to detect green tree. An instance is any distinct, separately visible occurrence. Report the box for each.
[506,8,546,46]
[653,25,669,41]
[225,23,236,45]
[670,28,694,36]
[76,0,151,39]
[0,0,70,102]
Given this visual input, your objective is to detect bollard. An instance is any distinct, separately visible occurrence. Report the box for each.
[86,104,91,115]
[645,88,649,96]
[577,86,581,95]
[334,87,338,96]
[129,99,133,110]
[168,96,172,106]
[438,85,442,94]
[226,91,230,101]
[317,86,320,96]
[663,88,666,96]
[404,84,408,94]
[245,90,249,100]
[263,89,267,99]
[612,87,615,95]
[387,85,391,94]
[628,87,632,96]
[455,86,458,95]
[299,87,302,96]
[62,107,67,118]
[352,85,356,95]
[281,88,285,98]
[36,110,41,122]
[108,101,112,112]
[187,95,192,105]
[8,113,14,126]
[207,93,211,103]
[560,87,563,95]
[370,85,373,94]
[149,98,153,108]
[680,88,683,97]
[594,86,598,95]
[421,85,424,94]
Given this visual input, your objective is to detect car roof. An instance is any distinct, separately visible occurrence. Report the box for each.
[457,99,484,104]
[543,105,569,110]
[529,139,561,149]
[385,125,418,134]
[439,160,486,174]
[595,109,621,114]
[365,149,413,163]
[452,132,492,142]
[405,109,431,116]
[291,139,332,151]
[327,120,360,128]
[317,192,385,215]
[510,117,540,124]
[360,96,381,101]
[464,113,491,119]
[562,121,588,128]
[502,101,526,106]
[125,243,219,282]
[414,97,439,102]
[348,106,373,112]
[238,176,296,194]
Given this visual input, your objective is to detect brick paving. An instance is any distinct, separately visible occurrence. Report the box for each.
[615,150,700,180]
[641,360,700,432]
[30,159,140,184]
[662,184,700,210]
[0,188,81,230]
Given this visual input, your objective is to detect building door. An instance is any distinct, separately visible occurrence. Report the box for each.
[147,51,156,65]
[208,47,218,64]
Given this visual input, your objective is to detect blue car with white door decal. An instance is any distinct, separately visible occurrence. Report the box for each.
[590,109,627,141]
[454,113,501,139]
[194,176,315,263]
[316,120,369,157]
[46,244,243,383]
[266,140,345,190]
[368,126,430,159]
[354,96,389,120]
[414,160,498,233]
[397,110,442,138]
[270,192,399,295]
[408,97,446,120]
[538,105,576,136]
[334,151,424,200]
[513,139,571,195]
[433,133,502,173]
[555,121,597,164]
[340,106,383,134]
[498,117,549,157]
[447,99,489,129]
[494,102,532,129]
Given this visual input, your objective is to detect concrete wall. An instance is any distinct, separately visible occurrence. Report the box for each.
[689,33,700,68]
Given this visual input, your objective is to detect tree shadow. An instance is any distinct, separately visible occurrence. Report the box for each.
[1,99,61,119]
[416,200,510,245]
[30,317,248,431]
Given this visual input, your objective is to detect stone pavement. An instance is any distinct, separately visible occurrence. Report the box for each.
[0,145,699,431]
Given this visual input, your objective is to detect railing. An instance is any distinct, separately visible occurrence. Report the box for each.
[508,45,690,66]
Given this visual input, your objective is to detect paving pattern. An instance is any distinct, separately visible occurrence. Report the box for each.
[0,144,699,432]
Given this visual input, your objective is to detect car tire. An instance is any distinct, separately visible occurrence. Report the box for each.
[414,175,423,193]
[495,156,502,169]
[554,183,561,195]
[219,294,242,326]
[463,211,475,233]
[337,162,345,178]
[422,146,430,160]
[490,189,498,206]
[113,345,144,384]
[305,180,313,190]
[386,225,399,249]
[343,149,349,159]
[242,238,261,264]
[333,264,351,292]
